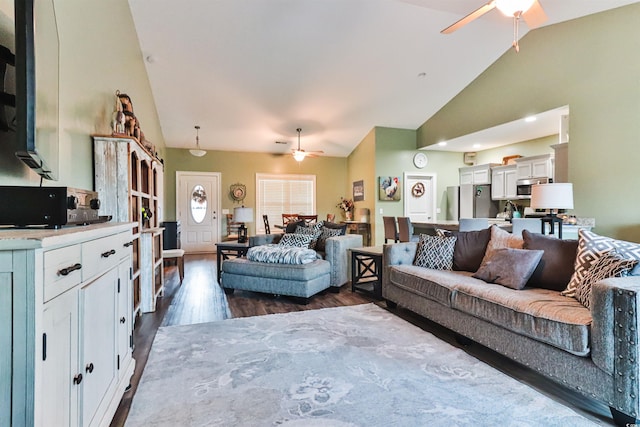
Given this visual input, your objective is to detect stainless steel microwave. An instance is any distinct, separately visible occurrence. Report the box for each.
[516,177,551,198]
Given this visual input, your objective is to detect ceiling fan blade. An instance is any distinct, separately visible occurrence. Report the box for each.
[441,1,496,34]
[522,0,547,29]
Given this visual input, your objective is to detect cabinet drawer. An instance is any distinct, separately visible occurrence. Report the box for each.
[44,245,82,302]
[82,234,122,280]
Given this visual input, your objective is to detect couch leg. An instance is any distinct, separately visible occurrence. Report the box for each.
[223,288,235,295]
[610,407,638,427]
[290,296,311,305]
[329,286,340,293]
[385,300,397,309]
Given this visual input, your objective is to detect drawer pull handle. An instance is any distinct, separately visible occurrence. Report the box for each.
[123,241,133,247]
[73,373,83,385]
[58,263,82,276]
[101,249,116,258]
[85,363,94,374]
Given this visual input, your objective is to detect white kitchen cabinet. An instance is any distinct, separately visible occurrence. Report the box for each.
[0,223,135,427]
[515,154,553,180]
[491,165,517,200]
[459,163,499,185]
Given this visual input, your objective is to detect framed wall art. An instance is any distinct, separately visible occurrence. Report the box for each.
[353,180,364,201]
[379,176,401,201]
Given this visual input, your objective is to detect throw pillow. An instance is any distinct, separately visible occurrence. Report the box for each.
[413,234,457,270]
[278,233,313,248]
[285,220,305,234]
[322,221,348,235]
[294,225,322,249]
[485,225,524,257]
[473,248,544,290]
[574,250,638,309]
[451,227,492,272]
[315,227,344,252]
[522,230,579,291]
[563,229,640,297]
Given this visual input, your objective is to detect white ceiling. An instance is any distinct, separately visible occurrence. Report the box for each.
[127,0,638,158]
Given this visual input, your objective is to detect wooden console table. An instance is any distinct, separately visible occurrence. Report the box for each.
[341,221,371,246]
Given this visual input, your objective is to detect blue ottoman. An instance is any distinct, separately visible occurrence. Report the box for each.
[221,258,331,303]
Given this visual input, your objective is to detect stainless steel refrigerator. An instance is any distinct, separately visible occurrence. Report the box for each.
[459,184,499,219]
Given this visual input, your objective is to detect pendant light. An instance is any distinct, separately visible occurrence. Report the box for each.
[189,125,206,157]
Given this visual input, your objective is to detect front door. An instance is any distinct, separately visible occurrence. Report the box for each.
[403,173,437,223]
[176,171,221,253]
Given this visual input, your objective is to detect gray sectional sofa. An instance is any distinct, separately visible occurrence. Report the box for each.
[383,230,640,426]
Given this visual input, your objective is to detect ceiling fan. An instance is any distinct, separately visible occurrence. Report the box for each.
[441,0,547,52]
[292,128,323,162]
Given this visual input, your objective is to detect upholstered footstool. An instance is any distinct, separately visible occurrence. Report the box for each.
[221,257,331,303]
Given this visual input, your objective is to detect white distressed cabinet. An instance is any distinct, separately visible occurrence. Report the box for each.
[491,165,517,200]
[0,223,135,427]
[93,135,164,314]
[459,163,500,185]
[515,154,553,180]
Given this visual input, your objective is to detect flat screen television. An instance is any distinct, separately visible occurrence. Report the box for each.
[14,0,60,180]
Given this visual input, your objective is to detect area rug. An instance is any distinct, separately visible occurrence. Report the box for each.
[126,304,601,426]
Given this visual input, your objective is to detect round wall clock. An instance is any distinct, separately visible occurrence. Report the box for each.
[230,183,246,202]
[413,152,428,169]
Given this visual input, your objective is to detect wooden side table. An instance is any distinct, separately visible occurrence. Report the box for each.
[350,246,383,299]
[215,241,250,283]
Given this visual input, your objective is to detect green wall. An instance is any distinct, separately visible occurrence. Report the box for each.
[0,0,165,189]
[417,4,640,240]
[163,149,348,236]
[474,135,555,165]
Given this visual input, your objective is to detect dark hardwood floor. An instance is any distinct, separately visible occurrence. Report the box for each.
[110,253,614,426]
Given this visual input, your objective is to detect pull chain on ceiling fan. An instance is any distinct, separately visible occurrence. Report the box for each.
[441,0,548,52]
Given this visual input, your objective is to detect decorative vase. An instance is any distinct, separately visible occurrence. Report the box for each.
[345,211,352,221]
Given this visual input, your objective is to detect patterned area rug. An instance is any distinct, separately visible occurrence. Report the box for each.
[126,304,601,426]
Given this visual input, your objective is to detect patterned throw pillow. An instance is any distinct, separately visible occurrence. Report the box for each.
[574,251,638,309]
[563,229,640,297]
[278,233,313,248]
[295,225,322,249]
[315,227,344,252]
[413,234,457,270]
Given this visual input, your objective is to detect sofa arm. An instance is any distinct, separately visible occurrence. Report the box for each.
[324,234,363,287]
[249,234,282,247]
[591,275,640,418]
[382,242,418,298]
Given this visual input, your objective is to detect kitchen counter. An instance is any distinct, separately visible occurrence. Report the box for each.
[413,219,512,234]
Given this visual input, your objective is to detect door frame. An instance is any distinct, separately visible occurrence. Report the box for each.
[175,171,222,249]
[403,172,437,221]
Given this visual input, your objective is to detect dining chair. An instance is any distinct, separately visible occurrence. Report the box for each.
[397,217,419,242]
[383,216,399,243]
[458,218,489,232]
[511,218,542,236]
[282,214,299,227]
[299,214,318,226]
[262,214,271,234]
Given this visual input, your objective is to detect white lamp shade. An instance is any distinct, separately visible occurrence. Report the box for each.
[233,207,254,223]
[495,0,535,16]
[189,149,206,157]
[293,150,306,162]
[530,183,574,210]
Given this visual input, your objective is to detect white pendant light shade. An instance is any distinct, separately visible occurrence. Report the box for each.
[189,125,207,157]
[293,151,306,162]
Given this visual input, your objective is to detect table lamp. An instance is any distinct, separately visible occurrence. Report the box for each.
[233,207,254,243]
[530,183,573,239]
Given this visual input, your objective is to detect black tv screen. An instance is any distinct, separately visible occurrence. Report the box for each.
[14,0,59,181]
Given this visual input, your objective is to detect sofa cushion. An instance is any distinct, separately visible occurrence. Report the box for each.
[222,257,330,281]
[413,234,456,270]
[278,233,314,247]
[246,244,319,265]
[388,266,481,306]
[522,230,578,291]
[472,248,544,290]
[575,250,638,309]
[451,282,592,356]
[563,229,640,297]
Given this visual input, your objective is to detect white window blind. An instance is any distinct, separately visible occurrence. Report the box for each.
[256,173,316,233]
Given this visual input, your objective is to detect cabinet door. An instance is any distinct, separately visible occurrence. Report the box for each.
[531,158,550,178]
[459,170,473,185]
[516,161,532,179]
[491,170,505,200]
[80,269,117,427]
[504,169,518,199]
[41,289,79,427]
[116,260,133,380]
[473,167,490,185]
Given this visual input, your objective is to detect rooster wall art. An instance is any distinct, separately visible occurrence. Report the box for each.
[379,176,401,201]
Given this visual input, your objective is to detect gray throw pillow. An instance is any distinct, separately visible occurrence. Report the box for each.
[413,234,457,270]
[439,227,492,272]
[278,233,313,248]
[575,250,638,309]
[473,248,544,290]
[522,230,578,291]
[315,227,343,252]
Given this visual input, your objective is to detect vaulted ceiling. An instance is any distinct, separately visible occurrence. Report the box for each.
[128,0,638,157]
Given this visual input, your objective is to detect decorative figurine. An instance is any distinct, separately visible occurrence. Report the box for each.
[112,90,125,134]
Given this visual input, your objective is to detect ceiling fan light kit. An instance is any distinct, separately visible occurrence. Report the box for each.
[291,127,323,162]
[189,125,207,157]
[441,0,547,52]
